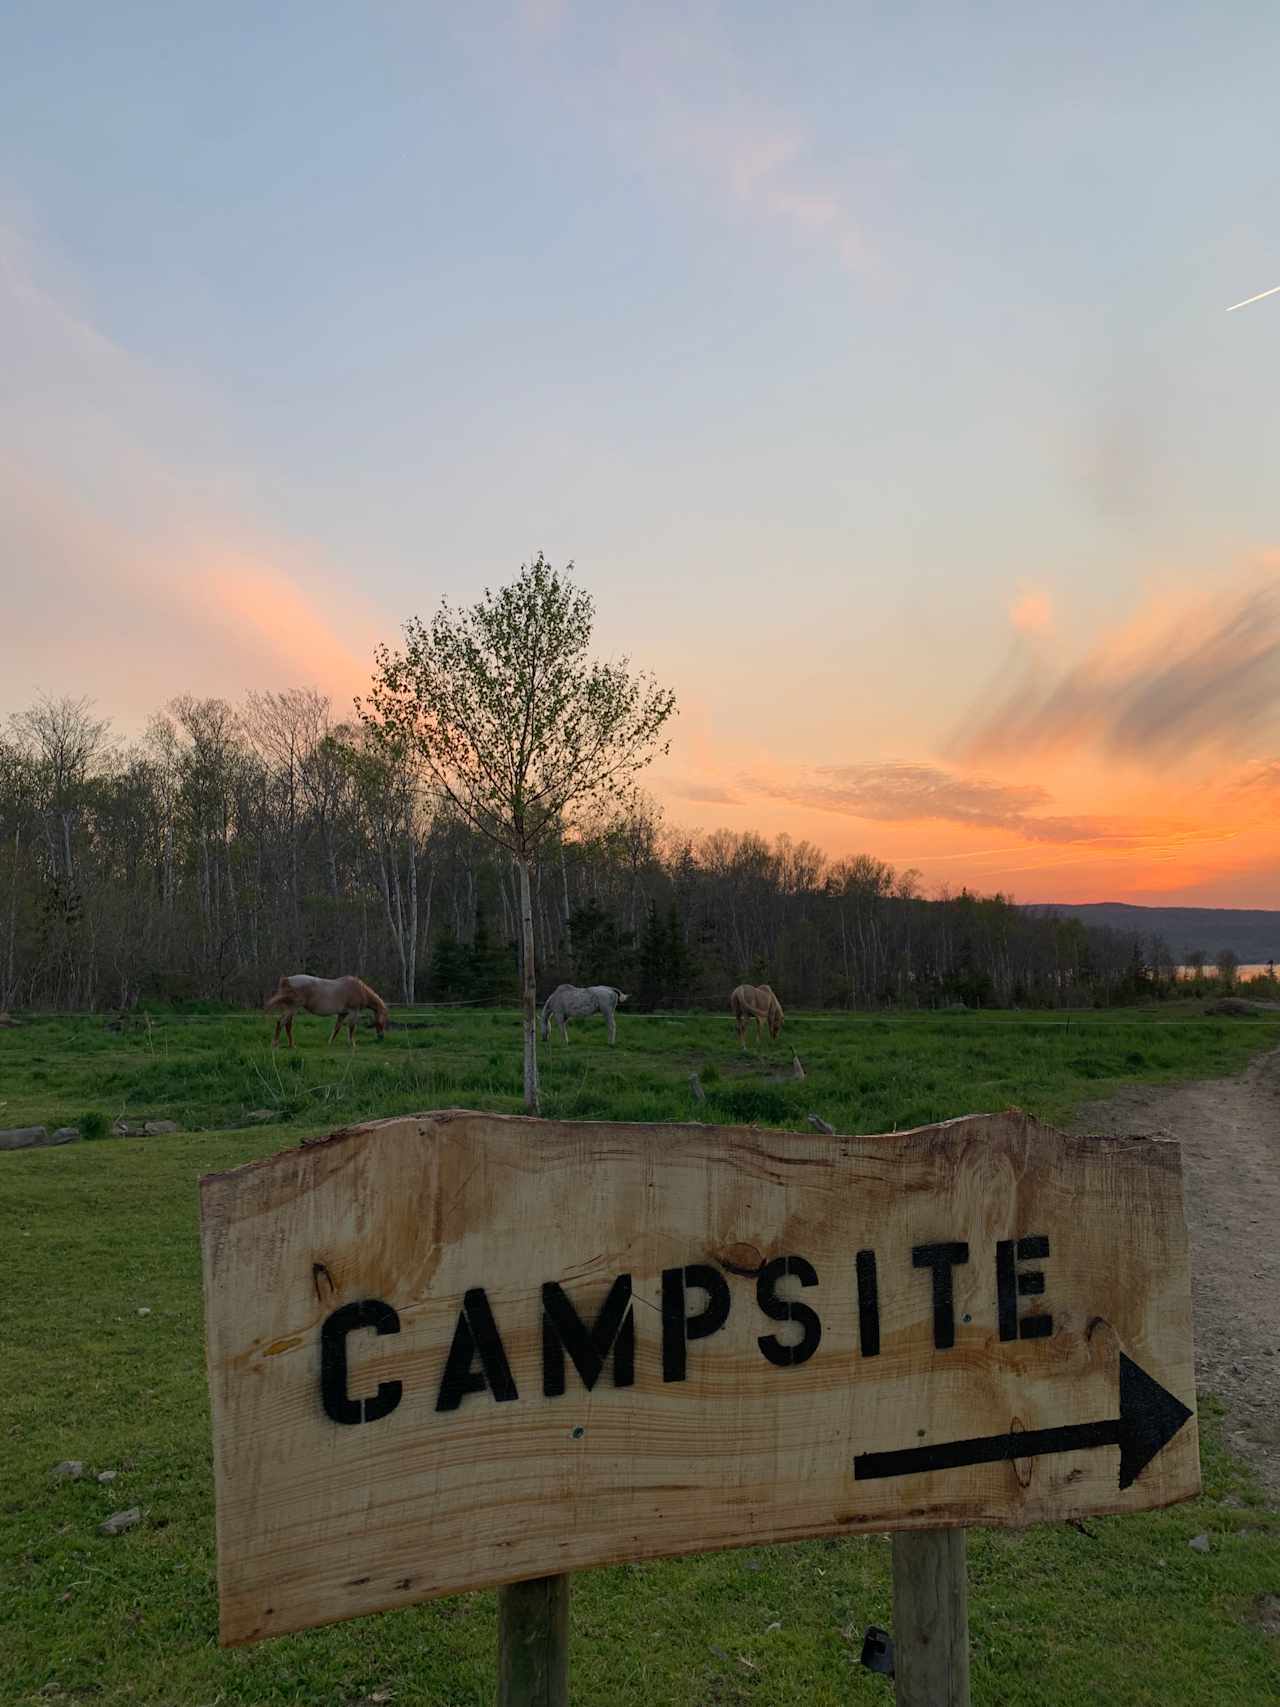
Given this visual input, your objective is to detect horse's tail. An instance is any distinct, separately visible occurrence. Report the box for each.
[614,988,629,1004]
[264,978,291,1012]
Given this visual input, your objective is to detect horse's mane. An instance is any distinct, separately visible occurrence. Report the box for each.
[355,978,388,1015]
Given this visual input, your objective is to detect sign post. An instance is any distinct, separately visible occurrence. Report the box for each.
[199,1108,1198,1696]
[891,1530,969,1705]
[498,1576,568,1707]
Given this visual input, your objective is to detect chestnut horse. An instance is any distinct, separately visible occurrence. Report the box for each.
[265,974,388,1048]
[729,983,784,1048]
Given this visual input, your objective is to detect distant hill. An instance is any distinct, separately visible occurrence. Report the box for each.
[1024,902,1280,964]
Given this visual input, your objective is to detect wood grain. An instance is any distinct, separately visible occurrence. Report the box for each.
[199,1109,1199,1645]
[892,1530,969,1705]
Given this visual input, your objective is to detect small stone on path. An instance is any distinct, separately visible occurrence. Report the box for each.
[1188,1533,1211,1554]
[53,1461,83,1480]
[97,1470,117,1484]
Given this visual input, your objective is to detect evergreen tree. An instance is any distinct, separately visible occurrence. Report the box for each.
[428,933,471,1001]
[469,907,519,1005]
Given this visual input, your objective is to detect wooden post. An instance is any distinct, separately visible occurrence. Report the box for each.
[497,1573,570,1707]
[890,1530,970,1707]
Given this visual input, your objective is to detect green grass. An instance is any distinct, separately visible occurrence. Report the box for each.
[1,1007,1278,1705]
[2,1000,1278,1141]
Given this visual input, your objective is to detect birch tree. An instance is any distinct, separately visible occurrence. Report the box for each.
[361,555,677,1111]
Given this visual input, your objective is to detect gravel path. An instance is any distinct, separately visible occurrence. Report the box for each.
[1070,1044,1280,1502]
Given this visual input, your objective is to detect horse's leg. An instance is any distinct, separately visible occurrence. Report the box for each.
[348,1016,357,1048]
[285,1014,295,1049]
[272,1016,281,1049]
[328,1013,343,1046]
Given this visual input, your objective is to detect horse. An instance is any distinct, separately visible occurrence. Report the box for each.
[540,984,628,1045]
[264,974,388,1048]
[729,983,784,1048]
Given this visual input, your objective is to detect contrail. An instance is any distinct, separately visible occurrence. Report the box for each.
[1226,282,1280,312]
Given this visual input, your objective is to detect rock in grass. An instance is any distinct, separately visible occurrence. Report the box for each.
[53,1460,84,1480]
[244,1108,275,1123]
[99,1507,142,1536]
[97,1470,117,1484]
[143,1119,179,1135]
[0,1126,49,1150]
[50,1127,81,1144]
[1188,1533,1211,1554]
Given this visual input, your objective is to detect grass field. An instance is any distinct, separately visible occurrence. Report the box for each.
[2,1005,1279,1705]
[5,999,1280,1139]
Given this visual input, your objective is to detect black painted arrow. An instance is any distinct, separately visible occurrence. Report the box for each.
[854,1354,1192,1490]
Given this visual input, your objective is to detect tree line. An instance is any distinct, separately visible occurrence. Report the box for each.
[0,690,1200,1016]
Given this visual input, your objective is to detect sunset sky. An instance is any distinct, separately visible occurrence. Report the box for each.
[3,3,1279,905]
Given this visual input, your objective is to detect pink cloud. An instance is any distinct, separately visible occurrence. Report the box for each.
[1010,585,1053,634]
[674,115,870,268]
[0,223,386,725]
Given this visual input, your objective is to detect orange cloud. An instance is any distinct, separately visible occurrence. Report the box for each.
[736,760,1246,856]
[1,459,382,723]
[956,573,1280,769]
[193,552,377,707]
[1010,585,1053,634]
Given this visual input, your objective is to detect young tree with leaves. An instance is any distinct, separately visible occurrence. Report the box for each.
[361,555,677,1111]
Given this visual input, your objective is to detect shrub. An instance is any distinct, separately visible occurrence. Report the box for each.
[78,1111,111,1141]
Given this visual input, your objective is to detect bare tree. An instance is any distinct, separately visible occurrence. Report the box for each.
[361,555,676,1110]
[10,695,110,886]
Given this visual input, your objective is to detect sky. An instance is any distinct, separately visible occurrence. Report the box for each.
[2,1,1279,905]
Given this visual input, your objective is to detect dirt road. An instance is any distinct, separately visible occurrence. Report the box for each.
[1071,1043,1280,1502]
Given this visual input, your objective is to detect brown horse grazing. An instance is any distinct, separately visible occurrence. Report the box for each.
[729,983,784,1048]
[264,974,388,1048]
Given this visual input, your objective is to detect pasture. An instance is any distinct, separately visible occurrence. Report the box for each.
[2,1005,1279,1705]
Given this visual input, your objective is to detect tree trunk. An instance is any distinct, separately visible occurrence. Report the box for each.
[517,855,539,1113]
[560,840,572,954]
[4,824,21,1010]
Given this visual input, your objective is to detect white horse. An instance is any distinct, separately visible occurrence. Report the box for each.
[540,984,628,1045]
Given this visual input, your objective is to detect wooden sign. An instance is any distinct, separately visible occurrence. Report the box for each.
[199,1110,1198,1647]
